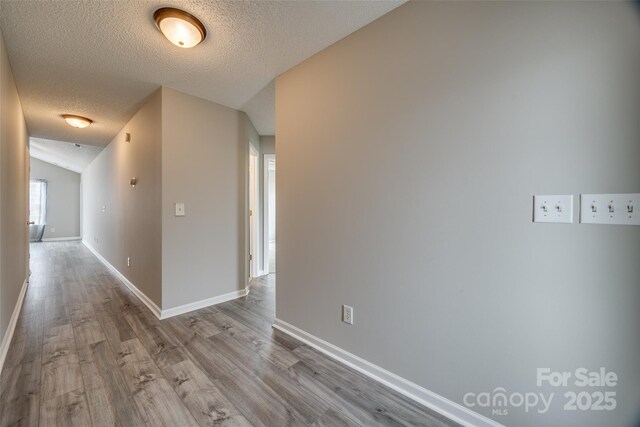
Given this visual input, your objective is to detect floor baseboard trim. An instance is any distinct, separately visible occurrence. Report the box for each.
[161,288,249,319]
[0,279,29,374]
[82,240,162,319]
[272,318,503,427]
[41,236,81,242]
[83,240,251,321]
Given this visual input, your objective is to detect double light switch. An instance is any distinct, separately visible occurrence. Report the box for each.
[533,195,574,223]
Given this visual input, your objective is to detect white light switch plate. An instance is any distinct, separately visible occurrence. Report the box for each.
[175,202,185,217]
[580,194,639,225]
[533,195,573,223]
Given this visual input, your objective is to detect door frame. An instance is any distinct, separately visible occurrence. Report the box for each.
[263,154,275,274]
[249,145,260,278]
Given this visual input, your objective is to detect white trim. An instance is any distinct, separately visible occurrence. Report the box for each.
[273,318,503,427]
[249,144,260,279]
[263,154,275,274]
[82,240,162,319]
[0,279,28,373]
[161,287,249,319]
[83,240,250,320]
[41,236,81,242]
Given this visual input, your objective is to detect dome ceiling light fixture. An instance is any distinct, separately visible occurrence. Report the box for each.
[153,7,207,48]
[61,114,93,129]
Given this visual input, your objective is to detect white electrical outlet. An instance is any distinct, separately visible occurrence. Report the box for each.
[533,195,573,223]
[50,227,55,233]
[342,305,354,325]
[580,193,640,225]
[127,257,131,267]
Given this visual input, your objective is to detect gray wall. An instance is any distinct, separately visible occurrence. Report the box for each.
[83,86,256,311]
[259,135,275,156]
[30,158,80,239]
[161,87,251,309]
[82,89,162,307]
[276,2,640,426]
[0,30,29,345]
[259,136,275,272]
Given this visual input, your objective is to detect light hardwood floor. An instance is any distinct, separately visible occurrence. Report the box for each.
[0,242,459,426]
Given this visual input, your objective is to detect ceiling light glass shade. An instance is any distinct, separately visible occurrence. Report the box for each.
[61,114,93,128]
[154,8,206,48]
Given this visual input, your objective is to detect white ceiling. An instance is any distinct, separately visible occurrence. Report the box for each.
[30,138,103,173]
[0,0,404,145]
[242,79,275,136]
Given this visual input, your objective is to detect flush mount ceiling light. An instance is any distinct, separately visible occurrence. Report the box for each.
[154,7,206,48]
[61,114,93,129]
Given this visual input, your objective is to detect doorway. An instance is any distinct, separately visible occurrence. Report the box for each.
[263,154,275,274]
[249,145,260,278]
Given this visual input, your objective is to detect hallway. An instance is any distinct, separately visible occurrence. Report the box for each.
[0,242,457,426]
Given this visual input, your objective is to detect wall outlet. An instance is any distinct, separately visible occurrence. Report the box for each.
[342,305,354,325]
[127,257,131,267]
[50,227,55,233]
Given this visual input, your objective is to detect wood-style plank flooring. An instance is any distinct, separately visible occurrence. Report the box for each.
[0,242,459,426]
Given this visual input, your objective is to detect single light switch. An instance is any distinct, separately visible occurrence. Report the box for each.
[533,195,573,223]
[175,202,185,217]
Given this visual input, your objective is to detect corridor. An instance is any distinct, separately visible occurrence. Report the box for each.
[0,242,456,426]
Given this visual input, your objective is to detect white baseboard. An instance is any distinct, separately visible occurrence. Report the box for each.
[273,318,503,427]
[41,236,81,242]
[82,240,250,321]
[82,240,162,319]
[0,279,28,374]
[161,287,249,319]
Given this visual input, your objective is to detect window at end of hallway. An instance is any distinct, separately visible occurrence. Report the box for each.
[29,179,47,225]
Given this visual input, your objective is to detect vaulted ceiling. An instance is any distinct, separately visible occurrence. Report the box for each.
[30,138,103,174]
[0,0,404,148]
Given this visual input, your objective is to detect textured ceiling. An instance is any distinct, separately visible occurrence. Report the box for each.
[0,1,404,143]
[30,138,103,173]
